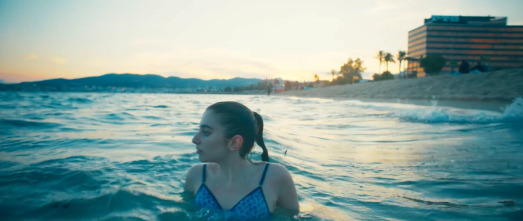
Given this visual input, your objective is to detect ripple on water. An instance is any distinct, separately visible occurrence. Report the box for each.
[19,189,188,221]
[152,105,169,108]
[67,97,93,104]
[0,119,62,129]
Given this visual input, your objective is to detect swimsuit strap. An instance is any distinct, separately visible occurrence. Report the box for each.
[259,163,270,186]
[202,164,207,183]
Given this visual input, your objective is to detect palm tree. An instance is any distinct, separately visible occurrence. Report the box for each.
[397,51,406,75]
[331,69,337,81]
[375,51,385,74]
[384,52,395,72]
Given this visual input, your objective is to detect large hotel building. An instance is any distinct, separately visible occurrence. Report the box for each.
[407,15,523,77]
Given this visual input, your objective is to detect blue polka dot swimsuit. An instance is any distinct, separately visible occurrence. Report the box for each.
[195,164,271,220]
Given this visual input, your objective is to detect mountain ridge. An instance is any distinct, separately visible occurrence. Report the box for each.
[0,73,263,92]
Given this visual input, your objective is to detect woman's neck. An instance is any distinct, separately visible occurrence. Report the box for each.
[215,157,253,185]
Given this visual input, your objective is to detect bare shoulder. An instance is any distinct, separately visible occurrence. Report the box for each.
[265,163,299,213]
[186,163,205,176]
[266,163,294,184]
[184,163,205,192]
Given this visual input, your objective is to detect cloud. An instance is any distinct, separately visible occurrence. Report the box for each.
[26,53,39,60]
[50,56,68,64]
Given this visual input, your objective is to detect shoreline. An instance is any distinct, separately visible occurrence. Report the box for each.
[278,68,522,111]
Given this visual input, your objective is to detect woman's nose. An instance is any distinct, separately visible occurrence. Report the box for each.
[192,134,199,144]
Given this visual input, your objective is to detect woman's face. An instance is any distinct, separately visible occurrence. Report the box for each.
[192,110,230,162]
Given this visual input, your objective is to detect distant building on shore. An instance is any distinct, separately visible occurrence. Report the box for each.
[407,15,523,77]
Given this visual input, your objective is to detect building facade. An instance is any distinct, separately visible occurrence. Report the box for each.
[407,15,523,77]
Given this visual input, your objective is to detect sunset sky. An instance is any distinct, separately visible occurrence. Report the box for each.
[1,0,522,83]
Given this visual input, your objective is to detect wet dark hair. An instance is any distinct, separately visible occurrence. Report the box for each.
[206,101,269,162]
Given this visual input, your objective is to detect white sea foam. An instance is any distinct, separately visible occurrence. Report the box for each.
[398,98,523,124]
[502,97,523,121]
[331,97,523,124]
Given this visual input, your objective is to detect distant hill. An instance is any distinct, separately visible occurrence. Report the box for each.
[0,73,263,92]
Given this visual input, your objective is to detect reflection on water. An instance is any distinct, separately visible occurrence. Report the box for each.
[1,92,522,220]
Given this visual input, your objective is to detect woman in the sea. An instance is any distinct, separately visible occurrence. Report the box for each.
[185,101,299,220]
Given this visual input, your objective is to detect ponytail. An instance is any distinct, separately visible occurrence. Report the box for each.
[253,112,269,162]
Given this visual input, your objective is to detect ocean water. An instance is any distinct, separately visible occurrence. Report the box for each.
[1,92,522,221]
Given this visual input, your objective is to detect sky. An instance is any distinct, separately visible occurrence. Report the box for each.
[1,0,522,83]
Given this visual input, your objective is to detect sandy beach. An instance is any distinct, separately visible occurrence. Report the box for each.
[280,69,523,103]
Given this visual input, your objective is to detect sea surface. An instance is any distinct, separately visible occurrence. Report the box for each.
[1,92,522,221]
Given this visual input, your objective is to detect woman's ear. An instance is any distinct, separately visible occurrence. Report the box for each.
[228,135,243,151]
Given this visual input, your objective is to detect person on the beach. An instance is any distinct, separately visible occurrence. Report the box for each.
[184,101,299,220]
[459,60,470,74]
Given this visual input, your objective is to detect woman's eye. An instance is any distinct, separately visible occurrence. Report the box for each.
[201,129,211,136]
